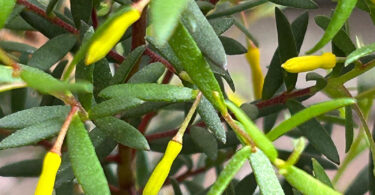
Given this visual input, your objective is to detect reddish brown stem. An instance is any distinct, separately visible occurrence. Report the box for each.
[91,9,98,29]
[109,184,121,193]
[255,87,313,109]
[105,154,121,163]
[138,112,157,134]
[145,48,177,74]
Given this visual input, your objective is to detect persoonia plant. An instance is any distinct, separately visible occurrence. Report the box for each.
[0,0,374,194]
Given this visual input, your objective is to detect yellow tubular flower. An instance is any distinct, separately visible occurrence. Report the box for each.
[143,140,182,195]
[245,46,264,100]
[281,52,336,73]
[85,8,141,65]
[35,151,62,195]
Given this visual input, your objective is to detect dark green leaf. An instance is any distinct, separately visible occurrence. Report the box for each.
[0,158,42,177]
[136,150,150,187]
[306,72,327,90]
[0,105,69,129]
[345,106,354,152]
[219,36,247,55]
[344,165,369,195]
[207,0,267,19]
[209,17,234,35]
[197,96,226,143]
[312,158,333,187]
[28,34,76,71]
[0,119,63,149]
[93,58,112,99]
[76,61,94,110]
[267,0,318,9]
[89,97,144,119]
[181,0,227,68]
[169,22,226,113]
[278,150,337,170]
[190,126,218,160]
[240,103,259,121]
[67,115,110,195]
[286,100,340,163]
[207,146,251,195]
[95,116,149,150]
[110,45,145,84]
[100,83,198,102]
[234,173,257,195]
[21,10,66,38]
[264,112,278,133]
[315,16,356,56]
[150,0,189,46]
[307,0,358,54]
[171,179,183,195]
[128,62,165,83]
[70,0,92,28]
[249,149,284,194]
[275,7,298,91]
[0,41,36,54]
[0,0,16,29]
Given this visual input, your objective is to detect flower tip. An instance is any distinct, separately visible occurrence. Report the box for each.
[35,151,62,195]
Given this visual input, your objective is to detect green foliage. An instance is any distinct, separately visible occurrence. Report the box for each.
[1,0,375,194]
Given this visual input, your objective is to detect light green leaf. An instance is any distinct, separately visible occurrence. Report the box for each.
[0,65,23,84]
[267,98,356,141]
[249,149,284,194]
[307,0,358,54]
[207,146,251,195]
[67,115,110,195]
[0,0,16,29]
[150,0,189,46]
[345,42,375,65]
[206,0,267,19]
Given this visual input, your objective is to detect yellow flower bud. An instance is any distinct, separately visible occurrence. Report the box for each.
[245,46,264,99]
[34,151,62,195]
[85,8,141,65]
[143,140,182,195]
[281,52,336,73]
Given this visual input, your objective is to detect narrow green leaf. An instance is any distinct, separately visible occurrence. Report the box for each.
[249,149,284,194]
[207,146,252,195]
[20,65,93,94]
[344,165,369,195]
[150,0,189,46]
[0,119,63,149]
[346,42,375,66]
[0,0,16,29]
[181,0,227,68]
[46,0,58,15]
[267,98,356,141]
[0,65,23,84]
[67,115,110,195]
[136,150,150,187]
[110,45,145,84]
[209,17,234,35]
[0,159,42,177]
[190,126,218,160]
[280,165,340,195]
[278,150,338,170]
[89,97,144,119]
[307,0,358,54]
[168,22,226,113]
[76,60,94,110]
[0,105,69,129]
[128,62,165,83]
[275,7,298,91]
[171,179,183,195]
[264,113,278,133]
[95,116,149,150]
[268,0,318,9]
[219,36,247,55]
[234,173,257,195]
[197,96,226,143]
[315,16,356,56]
[226,100,278,162]
[100,83,198,102]
[206,0,267,19]
[21,10,67,38]
[0,41,36,54]
[312,158,333,187]
[287,100,340,164]
[28,34,76,71]
[70,0,92,28]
